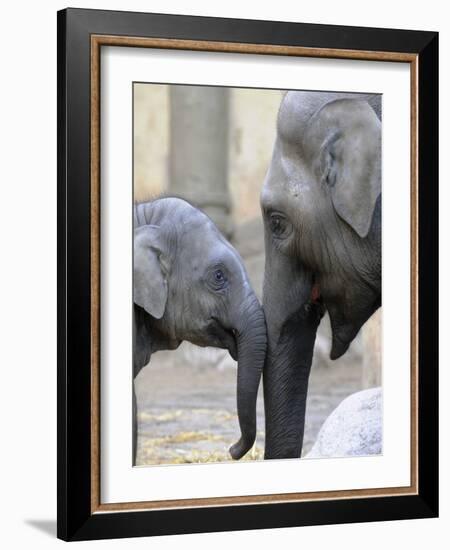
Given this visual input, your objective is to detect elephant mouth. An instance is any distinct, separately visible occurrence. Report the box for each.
[306,274,325,322]
[226,331,238,361]
[303,293,326,325]
[208,318,238,361]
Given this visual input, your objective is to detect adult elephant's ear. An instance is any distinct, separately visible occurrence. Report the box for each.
[316,98,381,238]
[134,225,168,319]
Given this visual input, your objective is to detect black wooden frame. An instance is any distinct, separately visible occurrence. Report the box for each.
[57,7,438,541]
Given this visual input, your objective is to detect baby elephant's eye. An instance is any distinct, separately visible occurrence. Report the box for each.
[269,213,292,239]
[214,269,224,282]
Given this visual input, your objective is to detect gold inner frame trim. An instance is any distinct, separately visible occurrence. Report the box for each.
[90,34,419,514]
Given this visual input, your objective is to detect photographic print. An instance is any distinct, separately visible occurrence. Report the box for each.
[58,9,438,540]
[133,84,382,467]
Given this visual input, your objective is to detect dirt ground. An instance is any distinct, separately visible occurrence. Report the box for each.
[135,349,362,466]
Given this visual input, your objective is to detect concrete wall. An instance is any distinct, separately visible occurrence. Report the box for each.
[133,83,282,223]
[133,84,169,201]
[361,309,382,388]
[228,88,283,223]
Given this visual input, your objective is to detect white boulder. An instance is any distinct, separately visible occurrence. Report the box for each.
[306,387,382,458]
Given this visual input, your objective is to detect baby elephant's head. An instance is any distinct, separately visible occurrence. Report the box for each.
[134,197,267,459]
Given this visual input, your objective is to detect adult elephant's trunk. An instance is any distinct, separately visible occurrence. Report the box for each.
[229,292,267,460]
[263,306,322,459]
[262,250,324,459]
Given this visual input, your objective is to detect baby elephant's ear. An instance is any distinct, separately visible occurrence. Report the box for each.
[133,225,168,319]
[317,99,381,238]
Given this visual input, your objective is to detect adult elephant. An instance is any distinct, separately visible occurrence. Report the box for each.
[133,197,266,464]
[261,91,381,459]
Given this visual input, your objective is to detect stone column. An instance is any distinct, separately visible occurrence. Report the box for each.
[168,86,233,237]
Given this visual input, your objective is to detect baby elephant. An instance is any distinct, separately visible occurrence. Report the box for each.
[133,197,267,464]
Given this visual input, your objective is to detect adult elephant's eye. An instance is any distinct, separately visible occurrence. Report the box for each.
[209,268,228,290]
[269,213,292,239]
[214,269,224,283]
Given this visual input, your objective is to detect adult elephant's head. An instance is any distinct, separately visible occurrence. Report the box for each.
[134,197,267,460]
[261,92,382,459]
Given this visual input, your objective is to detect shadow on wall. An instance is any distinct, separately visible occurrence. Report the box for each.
[24,519,56,538]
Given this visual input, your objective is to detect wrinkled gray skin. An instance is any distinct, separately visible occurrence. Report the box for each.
[261,92,381,459]
[133,197,267,464]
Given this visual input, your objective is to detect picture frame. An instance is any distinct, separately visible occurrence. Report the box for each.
[57,7,438,541]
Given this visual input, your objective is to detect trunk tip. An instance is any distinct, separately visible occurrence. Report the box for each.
[229,437,254,460]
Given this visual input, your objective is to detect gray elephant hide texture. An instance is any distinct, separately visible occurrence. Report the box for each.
[262,91,382,460]
[133,197,267,462]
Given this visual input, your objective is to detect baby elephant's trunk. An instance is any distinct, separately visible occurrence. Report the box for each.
[229,292,267,460]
